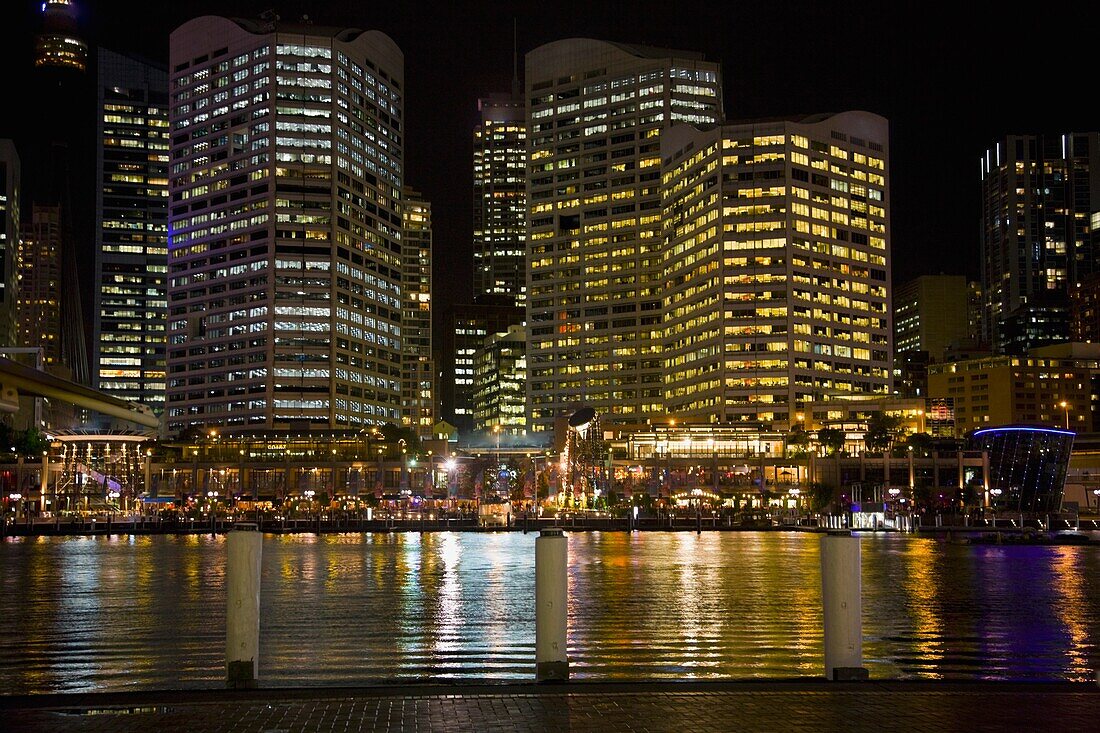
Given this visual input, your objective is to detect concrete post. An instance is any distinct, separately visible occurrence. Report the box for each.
[535,527,568,682]
[821,530,866,680]
[226,523,262,688]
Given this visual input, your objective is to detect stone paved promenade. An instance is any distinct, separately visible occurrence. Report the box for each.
[2,681,1097,732]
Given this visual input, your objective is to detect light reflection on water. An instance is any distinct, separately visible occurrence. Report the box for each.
[1,532,1097,693]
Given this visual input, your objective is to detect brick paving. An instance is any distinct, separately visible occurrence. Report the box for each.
[2,681,1096,732]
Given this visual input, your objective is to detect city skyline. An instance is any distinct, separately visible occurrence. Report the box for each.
[2,0,1095,325]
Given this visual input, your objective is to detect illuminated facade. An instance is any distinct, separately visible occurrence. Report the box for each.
[34,0,87,72]
[93,48,169,414]
[928,344,1099,435]
[473,324,527,435]
[969,426,1073,513]
[660,113,892,428]
[401,187,434,437]
[525,39,723,433]
[167,17,405,432]
[980,133,1100,354]
[473,93,527,306]
[893,275,968,359]
[0,140,18,347]
[439,299,523,434]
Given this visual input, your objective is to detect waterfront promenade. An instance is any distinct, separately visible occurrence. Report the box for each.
[3,681,1097,732]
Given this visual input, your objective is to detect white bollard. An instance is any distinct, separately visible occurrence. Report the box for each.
[821,530,866,680]
[535,527,568,681]
[227,523,262,688]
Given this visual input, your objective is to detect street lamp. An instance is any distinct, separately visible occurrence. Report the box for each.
[1059,401,1070,430]
[917,409,925,434]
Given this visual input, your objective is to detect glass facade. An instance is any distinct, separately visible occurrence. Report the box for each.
[969,426,1074,513]
[94,48,169,414]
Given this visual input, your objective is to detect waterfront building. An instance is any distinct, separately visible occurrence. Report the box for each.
[472,324,526,435]
[438,297,524,435]
[473,93,527,306]
[927,343,1100,435]
[968,426,1073,513]
[980,133,1100,354]
[801,395,947,437]
[0,140,19,347]
[400,187,434,437]
[524,39,723,434]
[92,48,169,414]
[17,205,63,367]
[660,112,892,428]
[166,17,405,433]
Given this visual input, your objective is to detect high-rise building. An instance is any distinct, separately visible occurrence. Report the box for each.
[0,140,19,347]
[167,16,405,432]
[17,205,63,366]
[401,187,434,436]
[980,133,1100,354]
[473,324,527,435]
[660,113,892,426]
[473,93,527,306]
[894,274,968,357]
[438,298,524,435]
[525,39,723,433]
[93,48,169,413]
[1071,272,1100,344]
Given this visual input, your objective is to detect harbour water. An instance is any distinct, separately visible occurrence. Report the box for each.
[1,531,1097,693]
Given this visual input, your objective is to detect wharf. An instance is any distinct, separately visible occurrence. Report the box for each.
[1,681,1096,732]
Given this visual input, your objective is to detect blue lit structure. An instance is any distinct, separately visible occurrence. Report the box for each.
[968,426,1074,513]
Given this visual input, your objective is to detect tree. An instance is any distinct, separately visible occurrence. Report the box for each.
[786,430,811,457]
[905,432,934,457]
[807,482,836,513]
[817,427,845,456]
[865,413,904,453]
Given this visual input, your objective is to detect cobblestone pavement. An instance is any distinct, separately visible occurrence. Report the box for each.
[2,682,1096,732]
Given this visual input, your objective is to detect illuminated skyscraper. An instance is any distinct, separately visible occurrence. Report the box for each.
[473,93,526,305]
[0,140,19,347]
[473,324,527,435]
[167,16,404,432]
[525,39,722,433]
[401,187,434,436]
[17,205,63,367]
[93,48,169,413]
[980,133,1100,354]
[660,113,892,426]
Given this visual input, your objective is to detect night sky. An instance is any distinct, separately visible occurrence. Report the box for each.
[2,0,1094,322]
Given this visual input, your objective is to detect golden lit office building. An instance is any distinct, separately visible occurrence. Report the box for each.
[473,324,527,435]
[167,17,405,432]
[660,113,892,427]
[525,39,723,433]
[0,140,19,347]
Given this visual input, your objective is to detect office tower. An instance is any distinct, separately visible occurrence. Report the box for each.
[473,93,527,305]
[167,16,404,432]
[0,141,19,347]
[401,187,434,437]
[17,205,63,366]
[438,298,524,434]
[473,324,527,435]
[34,0,88,73]
[894,275,968,358]
[93,48,169,413]
[525,39,723,433]
[660,113,892,426]
[980,133,1100,354]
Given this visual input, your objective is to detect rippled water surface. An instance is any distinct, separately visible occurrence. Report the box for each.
[1,532,1098,692]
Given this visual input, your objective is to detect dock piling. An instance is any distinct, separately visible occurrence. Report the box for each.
[535,527,568,682]
[226,523,262,688]
[821,530,866,681]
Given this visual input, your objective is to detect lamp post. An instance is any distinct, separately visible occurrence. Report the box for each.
[1059,400,1070,430]
[493,424,502,496]
[917,409,925,434]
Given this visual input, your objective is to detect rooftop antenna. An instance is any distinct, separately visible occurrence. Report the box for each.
[511,17,520,97]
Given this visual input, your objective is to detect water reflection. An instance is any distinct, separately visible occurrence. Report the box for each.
[0,532,1097,692]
